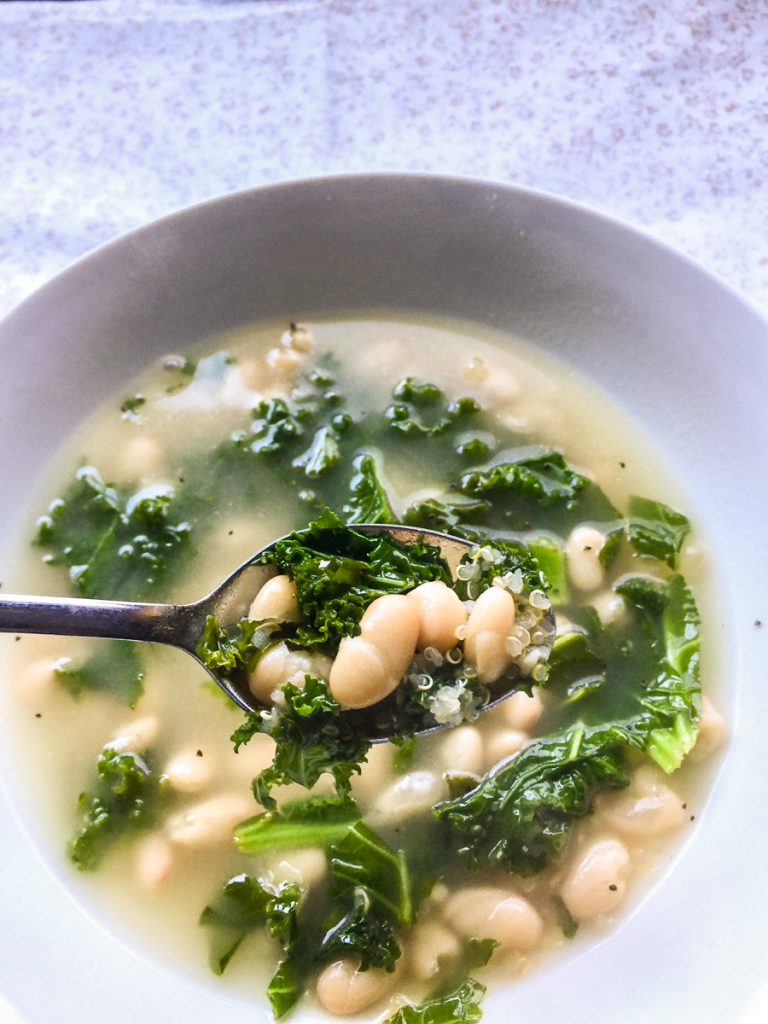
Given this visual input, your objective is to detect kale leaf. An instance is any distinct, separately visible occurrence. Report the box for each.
[383,979,487,1024]
[196,615,279,677]
[35,467,191,600]
[457,450,621,541]
[342,453,397,525]
[235,794,361,855]
[231,676,371,809]
[385,378,480,437]
[69,746,165,870]
[319,885,402,971]
[626,495,691,569]
[434,723,630,875]
[55,639,145,708]
[260,508,450,649]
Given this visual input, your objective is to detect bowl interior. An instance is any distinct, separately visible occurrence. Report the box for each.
[1,175,767,1024]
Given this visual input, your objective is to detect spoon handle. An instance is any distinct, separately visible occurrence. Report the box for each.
[0,594,193,649]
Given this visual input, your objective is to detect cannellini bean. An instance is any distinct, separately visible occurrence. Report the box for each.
[690,696,727,762]
[350,741,395,808]
[408,921,461,981]
[166,794,252,848]
[371,770,446,825]
[249,642,332,703]
[435,725,484,774]
[135,834,173,889]
[114,435,165,482]
[592,590,626,626]
[464,587,517,683]
[443,885,543,952]
[14,657,58,701]
[358,595,420,672]
[329,594,419,709]
[248,574,300,623]
[560,837,630,921]
[497,689,545,731]
[266,345,303,377]
[408,581,468,653]
[597,768,685,840]
[262,848,327,890]
[316,958,394,1016]
[566,525,606,593]
[109,715,159,754]
[483,368,521,404]
[163,750,213,794]
[482,726,529,769]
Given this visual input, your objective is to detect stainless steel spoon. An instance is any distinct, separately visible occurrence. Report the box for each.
[0,524,554,736]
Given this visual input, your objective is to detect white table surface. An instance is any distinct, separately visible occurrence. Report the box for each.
[0,0,766,320]
[0,3,767,1023]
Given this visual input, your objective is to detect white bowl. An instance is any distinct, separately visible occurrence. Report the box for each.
[1,175,767,1024]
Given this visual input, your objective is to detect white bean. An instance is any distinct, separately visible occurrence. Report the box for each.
[497,689,544,731]
[249,642,331,703]
[248,574,300,623]
[329,594,419,709]
[358,594,420,675]
[560,837,630,921]
[408,921,461,981]
[464,587,517,683]
[166,794,252,848]
[109,714,159,754]
[592,590,626,626]
[371,770,446,825]
[597,768,685,840]
[443,885,543,952]
[262,848,327,890]
[435,725,484,774]
[408,581,468,653]
[315,958,394,1016]
[482,726,529,769]
[114,435,165,482]
[135,834,173,889]
[566,525,606,593]
[690,696,727,762]
[350,741,396,808]
[163,749,213,794]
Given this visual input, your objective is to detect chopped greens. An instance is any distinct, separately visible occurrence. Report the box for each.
[627,495,691,568]
[54,640,145,708]
[35,467,190,600]
[384,979,487,1024]
[235,795,361,855]
[342,453,396,524]
[69,747,165,870]
[231,676,371,809]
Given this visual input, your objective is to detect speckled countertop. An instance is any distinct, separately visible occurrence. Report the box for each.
[0,0,766,319]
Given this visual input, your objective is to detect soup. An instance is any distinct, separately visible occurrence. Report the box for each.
[2,317,725,1021]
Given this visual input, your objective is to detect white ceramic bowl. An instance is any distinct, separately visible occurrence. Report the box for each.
[1,175,767,1024]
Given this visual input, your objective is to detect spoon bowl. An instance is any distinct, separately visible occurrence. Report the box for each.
[0,523,554,737]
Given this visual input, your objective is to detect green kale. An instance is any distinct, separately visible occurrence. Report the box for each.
[328,821,413,927]
[292,425,342,477]
[260,508,450,649]
[200,872,303,1007]
[434,723,630,875]
[120,394,146,420]
[196,615,279,678]
[319,885,401,971]
[35,467,191,600]
[626,495,691,568]
[248,397,309,455]
[457,450,621,548]
[231,676,371,809]
[342,453,397,525]
[69,746,165,870]
[383,979,487,1024]
[385,378,480,437]
[235,794,361,855]
[54,640,145,708]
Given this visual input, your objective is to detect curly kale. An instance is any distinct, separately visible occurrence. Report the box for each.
[231,677,371,809]
[35,467,190,600]
[69,747,165,870]
[385,378,480,437]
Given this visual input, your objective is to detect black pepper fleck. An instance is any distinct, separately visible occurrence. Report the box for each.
[755,620,763,628]
[196,749,203,757]
[608,884,618,891]
[34,712,42,719]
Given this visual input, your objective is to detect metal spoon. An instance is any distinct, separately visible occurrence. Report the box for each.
[0,524,554,737]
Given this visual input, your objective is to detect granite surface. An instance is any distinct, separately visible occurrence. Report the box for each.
[0,0,766,319]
